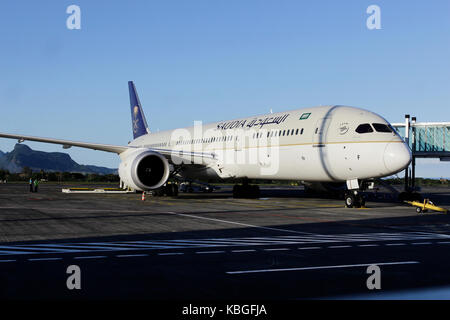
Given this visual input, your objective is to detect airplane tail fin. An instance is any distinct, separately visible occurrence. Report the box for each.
[128,81,150,139]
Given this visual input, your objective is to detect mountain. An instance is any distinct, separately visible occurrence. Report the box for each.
[0,150,4,159]
[0,144,117,174]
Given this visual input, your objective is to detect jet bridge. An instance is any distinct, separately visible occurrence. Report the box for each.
[392,115,450,192]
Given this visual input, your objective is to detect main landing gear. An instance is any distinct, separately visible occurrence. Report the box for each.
[233,180,260,198]
[152,182,179,197]
[344,190,366,208]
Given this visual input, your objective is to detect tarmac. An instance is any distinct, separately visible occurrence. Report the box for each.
[0,182,450,301]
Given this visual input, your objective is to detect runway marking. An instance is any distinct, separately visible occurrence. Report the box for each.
[263,248,290,251]
[231,249,256,253]
[26,244,130,252]
[226,261,420,275]
[328,245,352,249]
[158,252,184,256]
[0,250,35,255]
[28,257,62,262]
[0,232,448,257]
[0,259,16,263]
[411,242,432,245]
[165,211,316,235]
[74,255,107,260]
[116,254,148,258]
[196,251,225,254]
[298,247,322,250]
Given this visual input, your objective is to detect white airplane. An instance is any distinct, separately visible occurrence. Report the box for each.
[0,81,411,207]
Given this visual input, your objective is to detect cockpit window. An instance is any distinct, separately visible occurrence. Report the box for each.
[372,123,393,133]
[355,123,374,134]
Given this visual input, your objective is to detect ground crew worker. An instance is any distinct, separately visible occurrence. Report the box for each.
[34,179,39,193]
[29,178,33,192]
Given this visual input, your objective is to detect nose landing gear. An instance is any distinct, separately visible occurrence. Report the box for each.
[344,179,369,208]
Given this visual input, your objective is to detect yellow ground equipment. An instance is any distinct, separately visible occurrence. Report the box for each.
[405,199,448,214]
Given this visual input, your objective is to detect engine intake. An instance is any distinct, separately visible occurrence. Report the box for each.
[119,149,170,191]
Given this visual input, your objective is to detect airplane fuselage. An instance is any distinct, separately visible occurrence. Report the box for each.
[126,105,411,183]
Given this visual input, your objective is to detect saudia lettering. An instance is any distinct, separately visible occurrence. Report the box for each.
[217,114,289,130]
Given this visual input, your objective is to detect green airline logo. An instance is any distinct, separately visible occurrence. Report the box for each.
[299,112,311,120]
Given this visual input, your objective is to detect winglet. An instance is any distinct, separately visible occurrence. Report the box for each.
[128,81,150,139]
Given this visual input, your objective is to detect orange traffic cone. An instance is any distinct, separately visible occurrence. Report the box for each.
[141,191,145,201]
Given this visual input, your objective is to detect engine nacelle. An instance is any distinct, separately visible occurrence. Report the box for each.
[119,149,170,191]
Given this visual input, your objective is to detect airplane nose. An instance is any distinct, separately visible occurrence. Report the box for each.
[383,142,412,174]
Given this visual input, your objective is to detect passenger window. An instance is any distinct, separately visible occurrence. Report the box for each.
[300,128,304,135]
[355,123,374,134]
[295,129,299,135]
[372,123,393,133]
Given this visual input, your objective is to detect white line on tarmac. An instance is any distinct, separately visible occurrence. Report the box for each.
[195,251,225,254]
[0,260,16,263]
[226,261,420,275]
[116,254,149,258]
[158,252,184,256]
[263,248,290,251]
[74,256,107,260]
[28,257,63,261]
[0,250,34,255]
[411,242,432,245]
[328,245,352,249]
[165,211,316,235]
[231,249,256,253]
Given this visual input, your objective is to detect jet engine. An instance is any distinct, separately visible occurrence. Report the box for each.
[119,149,170,191]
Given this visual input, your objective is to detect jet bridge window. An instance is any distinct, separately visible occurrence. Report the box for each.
[355,123,374,134]
[372,123,393,133]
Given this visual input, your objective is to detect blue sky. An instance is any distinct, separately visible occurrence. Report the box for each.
[0,1,449,177]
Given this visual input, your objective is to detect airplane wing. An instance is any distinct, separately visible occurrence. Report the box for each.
[0,132,217,163]
[0,82,217,164]
[0,132,129,154]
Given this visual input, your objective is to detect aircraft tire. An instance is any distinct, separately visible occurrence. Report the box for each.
[233,185,242,198]
[165,185,173,196]
[345,193,356,208]
[358,194,365,207]
[172,184,179,196]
